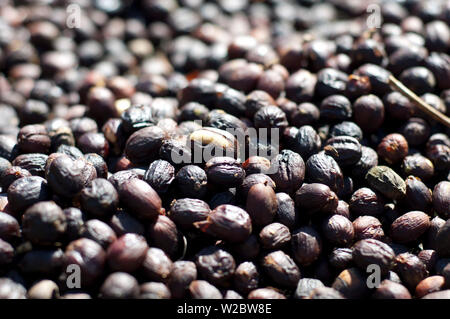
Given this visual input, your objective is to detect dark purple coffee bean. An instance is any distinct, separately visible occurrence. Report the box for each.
[118,178,163,220]
[262,250,301,288]
[349,187,385,217]
[106,233,148,272]
[194,204,252,243]
[352,239,395,275]
[125,126,166,165]
[332,267,370,299]
[390,211,430,244]
[275,192,298,229]
[291,226,322,266]
[64,238,106,287]
[320,95,352,121]
[394,253,428,291]
[372,280,411,299]
[0,212,20,242]
[233,261,259,295]
[195,246,235,288]
[432,181,450,219]
[141,247,173,283]
[259,222,291,250]
[404,176,433,213]
[189,280,222,299]
[246,183,277,227]
[305,153,344,194]
[46,154,97,198]
[17,124,51,154]
[169,198,210,230]
[147,215,180,258]
[80,219,115,247]
[324,136,362,167]
[168,261,197,299]
[353,216,384,241]
[144,160,175,194]
[294,183,338,215]
[269,150,305,195]
[12,153,48,177]
[99,272,139,299]
[205,157,245,188]
[80,178,118,218]
[322,214,354,247]
[175,165,208,199]
[22,201,66,246]
[7,176,51,214]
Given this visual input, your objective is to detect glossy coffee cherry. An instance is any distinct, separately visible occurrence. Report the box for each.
[118,178,163,220]
[109,210,144,237]
[295,183,338,215]
[84,153,108,179]
[77,132,109,158]
[0,212,20,242]
[106,233,148,272]
[404,176,433,213]
[70,117,98,140]
[147,215,180,258]
[329,248,353,270]
[121,104,155,134]
[319,95,352,121]
[351,146,378,180]
[353,95,385,133]
[291,125,321,160]
[269,150,305,195]
[372,280,411,299]
[253,105,288,131]
[64,238,105,287]
[432,181,450,219]
[233,261,259,295]
[125,126,166,165]
[12,153,48,177]
[99,272,139,299]
[168,260,197,299]
[141,247,174,283]
[402,154,435,181]
[1,166,32,191]
[246,182,278,227]
[394,253,428,291]
[399,67,436,95]
[383,91,415,121]
[139,282,171,299]
[332,267,369,299]
[189,280,222,299]
[377,133,409,165]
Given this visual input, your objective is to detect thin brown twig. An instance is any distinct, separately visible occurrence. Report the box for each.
[388,75,450,128]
